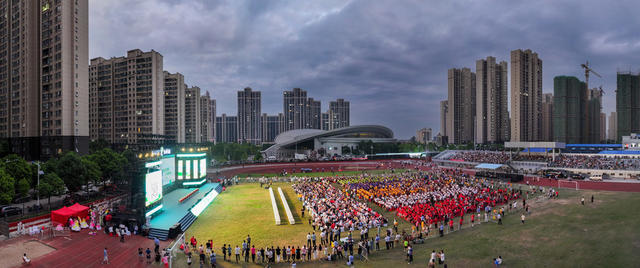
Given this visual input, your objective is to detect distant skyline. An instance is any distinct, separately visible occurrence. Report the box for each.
[90,0,640,138]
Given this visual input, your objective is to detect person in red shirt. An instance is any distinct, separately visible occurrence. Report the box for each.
[448,219,453,231]
[471,213,475,227]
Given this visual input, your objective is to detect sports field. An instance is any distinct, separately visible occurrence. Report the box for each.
[186,182,310,249]
[172,179,640,268]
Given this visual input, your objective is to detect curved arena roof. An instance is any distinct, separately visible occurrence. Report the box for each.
[264,125,394,156]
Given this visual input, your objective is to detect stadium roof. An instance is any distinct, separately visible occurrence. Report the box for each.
[475,163,504,169]
[597,150,640,155]
[264,125,395,157]
[505,142,565,149]
[522,148,551,153]
[566,144,622,148]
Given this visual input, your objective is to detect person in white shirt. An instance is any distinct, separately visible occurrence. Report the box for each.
[22,253,31,264]
[430,250,436,262]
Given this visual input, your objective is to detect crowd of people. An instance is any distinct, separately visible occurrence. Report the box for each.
[338,169,523,228]
[447,150,640,172]
[548,155,640,170]
[175,163,547,267]
[448,151,511,164]
[292,179,385,241]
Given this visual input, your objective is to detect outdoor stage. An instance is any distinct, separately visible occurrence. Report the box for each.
[148,182,222,240]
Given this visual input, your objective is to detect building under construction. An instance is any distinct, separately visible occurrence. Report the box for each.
[553,76,602,144]
[616,72,640,142]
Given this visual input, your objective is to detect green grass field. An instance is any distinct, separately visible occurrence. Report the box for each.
[173,182,640,268]
[186,182,310,249]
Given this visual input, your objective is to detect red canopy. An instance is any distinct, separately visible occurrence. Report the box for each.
[51,206,75,225]
[68,203,89,219]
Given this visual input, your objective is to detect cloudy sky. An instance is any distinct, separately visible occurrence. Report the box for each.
[90,0,640,139]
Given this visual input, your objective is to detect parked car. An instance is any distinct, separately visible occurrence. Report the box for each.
[569,173,586,180]
[1,206,22,217]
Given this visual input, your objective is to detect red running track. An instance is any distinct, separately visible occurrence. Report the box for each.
[522,176,640,192]
[215,160,416,178]
[21,229,170,268]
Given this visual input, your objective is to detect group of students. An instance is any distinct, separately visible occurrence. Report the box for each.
[337,169,523,229]
[292,179,384,239]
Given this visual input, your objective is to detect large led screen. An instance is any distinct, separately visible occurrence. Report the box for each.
[177,160,183,180]
[199,158,206,178]
[161,157,175,186]
[185,160,191,179]
[145,170,163,207]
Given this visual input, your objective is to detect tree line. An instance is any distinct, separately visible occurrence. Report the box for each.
[0,146,132,206]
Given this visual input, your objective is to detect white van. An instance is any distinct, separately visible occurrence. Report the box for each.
[589,175,603,181]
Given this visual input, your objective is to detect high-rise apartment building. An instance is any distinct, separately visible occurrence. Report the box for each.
[215,114,237,144]
[89,49,164,145]
[321,112,330,131]
[184,86,201,143]
[308,98,321,129]
[329,99,350,130]
[440,100,448,139]
[553,76,586,144]
[237,87,261,144]
[283,88,308,131]
[510,49,543,142]
[608,112,617,141]
[163,71,185,143]
[586,89,603,143]
[541,93,554,141]
[475,57,508,143]
[200,92,213,142]
[0,0,89,159]
[600,112,607,142]
[210,99,216,143]
[447,68,475,144]
[261,113,283,143]
[416,128,432,144]
[616,73,640,141]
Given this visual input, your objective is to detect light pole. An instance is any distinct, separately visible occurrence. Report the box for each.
[33,161,43,207]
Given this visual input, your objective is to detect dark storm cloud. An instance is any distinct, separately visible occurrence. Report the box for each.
[90,0,640,138]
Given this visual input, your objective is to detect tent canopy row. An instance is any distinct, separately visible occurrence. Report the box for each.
[51,203,89,225]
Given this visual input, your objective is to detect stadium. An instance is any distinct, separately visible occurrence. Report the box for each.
[2,142,640,268]
[263,125,396,160]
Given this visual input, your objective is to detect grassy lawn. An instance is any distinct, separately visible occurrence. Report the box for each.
[185,182,310,249]
[172,183,640,268]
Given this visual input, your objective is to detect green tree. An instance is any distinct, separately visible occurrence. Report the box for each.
[88,148,126,188]
[2,154,32,190]
[16,178,30,198]
[56,152,87,192]
[82,156,102,191]
[38,173,65,207]
[0,169,15,204]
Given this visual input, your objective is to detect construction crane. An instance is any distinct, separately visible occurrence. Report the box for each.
[581,61,602,93]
